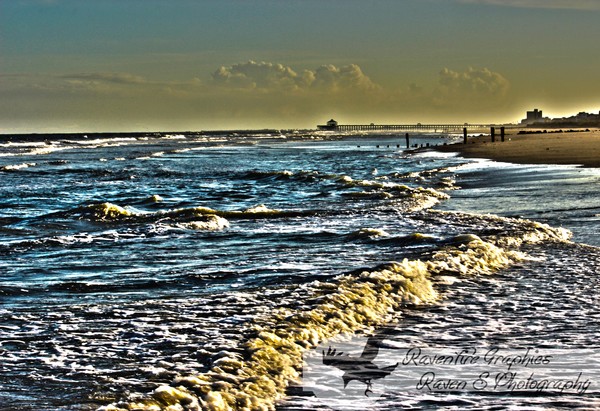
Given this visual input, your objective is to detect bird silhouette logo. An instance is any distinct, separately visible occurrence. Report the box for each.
[321,334,399,397]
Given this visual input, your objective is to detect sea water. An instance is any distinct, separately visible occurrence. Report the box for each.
[1,132,599,410]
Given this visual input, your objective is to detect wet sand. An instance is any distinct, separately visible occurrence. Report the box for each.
[436,129,600,168]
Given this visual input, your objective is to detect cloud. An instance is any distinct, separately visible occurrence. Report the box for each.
[207,61,388,126]
[212,61,379,93]
[61,72,149,85]
[207,62,513,124]
[1,71,200,97]
[457,0,600,10]
[433,67,510,108]
[212,61,301,91]
[0,63,515,132]
[0,70,208,132]
[310,64,380,93]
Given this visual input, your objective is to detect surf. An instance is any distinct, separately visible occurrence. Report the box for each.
[101,212,570,411]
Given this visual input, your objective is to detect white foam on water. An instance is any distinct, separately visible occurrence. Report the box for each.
[347,228,391,239]
[0,162,36,171]
[0,145,74,157]
[100,213,571,411]
[176,216,230,231]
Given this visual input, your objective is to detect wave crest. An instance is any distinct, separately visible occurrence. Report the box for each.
[176,216,230,231]
[347,228,390,240]
[1,162,36,171]
[85,203,133,221]
[101,212,571,411]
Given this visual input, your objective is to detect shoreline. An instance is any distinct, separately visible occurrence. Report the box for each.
[4,127,600,168]
[434,129,600,168]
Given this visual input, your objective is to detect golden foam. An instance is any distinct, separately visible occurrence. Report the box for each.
[101,213,571,411]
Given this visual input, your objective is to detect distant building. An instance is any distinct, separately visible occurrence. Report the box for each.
[566,110,600,125]
[317,119,338,130]
[528,108,542,121]
[521,108,545,125]
[520,108,600,127]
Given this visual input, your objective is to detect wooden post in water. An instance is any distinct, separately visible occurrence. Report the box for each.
[500,126,505,142]
[491,127,496,143]
[463,128,467,144]
[405,133,410,149]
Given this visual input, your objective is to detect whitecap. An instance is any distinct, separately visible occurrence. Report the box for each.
[1,162,36,171]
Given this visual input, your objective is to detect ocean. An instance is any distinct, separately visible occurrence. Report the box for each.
[1,131,599,410]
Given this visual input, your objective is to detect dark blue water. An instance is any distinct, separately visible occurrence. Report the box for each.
[1,132,599,410]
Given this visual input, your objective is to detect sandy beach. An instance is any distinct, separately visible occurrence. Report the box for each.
[436,129,600,168]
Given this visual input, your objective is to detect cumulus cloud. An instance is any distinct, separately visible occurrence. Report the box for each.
[212,61,379,93]
[457,0,600,10]
[310,64,380,92]
[209,62,508,122]
[433,67,510,109]
[212,61,301,90]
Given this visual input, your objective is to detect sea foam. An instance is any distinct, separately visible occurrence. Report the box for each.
[101,213,571,411]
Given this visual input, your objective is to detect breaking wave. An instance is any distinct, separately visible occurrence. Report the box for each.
[74,202,310,224]
[0,162,36,171]
[347,228,391,240]
[101,212,571,411]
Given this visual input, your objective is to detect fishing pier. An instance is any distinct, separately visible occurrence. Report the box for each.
[317,119,521,148]
[317,119,515,133]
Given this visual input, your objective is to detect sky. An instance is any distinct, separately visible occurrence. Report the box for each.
[1,0,600,132]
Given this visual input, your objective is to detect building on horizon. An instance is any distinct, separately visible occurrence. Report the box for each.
[520,108,600,127]
[521,108,547,125]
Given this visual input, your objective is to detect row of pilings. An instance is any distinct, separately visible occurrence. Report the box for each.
[462,127,505,144]
[352,127,508,149]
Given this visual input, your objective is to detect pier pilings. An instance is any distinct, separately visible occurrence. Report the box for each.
[317,123,516,133]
